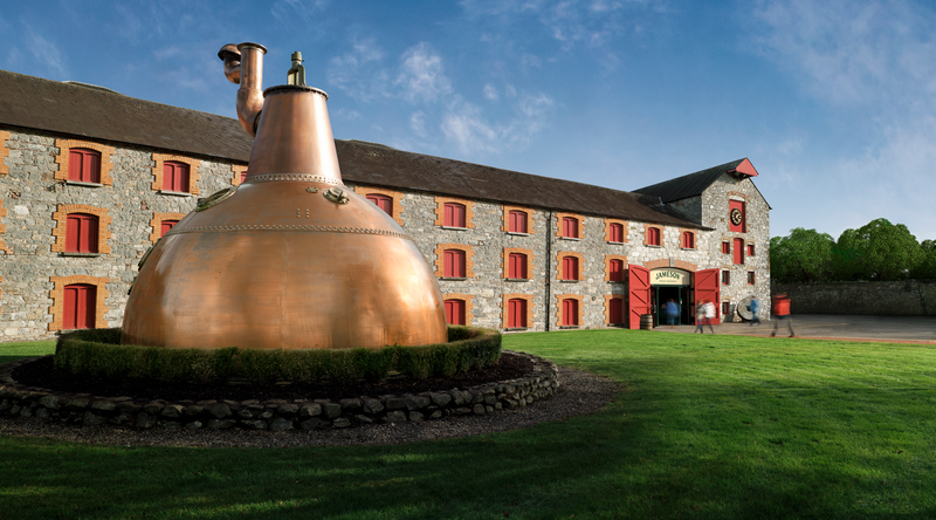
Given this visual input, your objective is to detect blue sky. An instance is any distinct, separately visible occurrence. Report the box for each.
[2,0,935,241]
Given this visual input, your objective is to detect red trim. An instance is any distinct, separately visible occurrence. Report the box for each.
[163,161,190,192]
[728,158,759,177]
[628,264,651,329]
[609,223,624,242]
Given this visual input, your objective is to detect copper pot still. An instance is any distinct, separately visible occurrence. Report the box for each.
[121,43,448,350]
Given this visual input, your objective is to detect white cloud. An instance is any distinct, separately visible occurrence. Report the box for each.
[396,42,453,103]
[327,38,389,101]
[410,111,428,138]
[23,24,66,79]
[440,91,556,155]
[442,99,500,155]
[271,0,330,25]
[483,83,499,100]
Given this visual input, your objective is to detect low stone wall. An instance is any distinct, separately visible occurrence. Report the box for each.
[773,280,936,316]
[0,351,559,431]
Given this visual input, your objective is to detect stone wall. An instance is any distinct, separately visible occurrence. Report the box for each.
[772,281,936,316]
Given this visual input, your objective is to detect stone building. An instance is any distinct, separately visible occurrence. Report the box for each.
[0,69,770,341]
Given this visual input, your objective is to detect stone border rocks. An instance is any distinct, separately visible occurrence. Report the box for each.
[0,351,558,432]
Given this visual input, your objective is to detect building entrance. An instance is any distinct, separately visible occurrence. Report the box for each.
[648,268,692,326]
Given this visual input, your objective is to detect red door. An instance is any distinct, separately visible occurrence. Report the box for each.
[694,268,721,325]
[733,238,744,264]
[562,298,579,326]
[609,298,623,325]
[508,298,527,328]
[628,264,651,329]
[64,284,96,330]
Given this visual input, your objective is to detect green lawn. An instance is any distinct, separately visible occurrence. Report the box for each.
[2,330,935,519]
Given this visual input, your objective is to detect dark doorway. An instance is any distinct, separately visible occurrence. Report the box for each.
[651,285,692,326]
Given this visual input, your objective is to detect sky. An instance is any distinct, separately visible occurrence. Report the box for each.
[2,0,935,242]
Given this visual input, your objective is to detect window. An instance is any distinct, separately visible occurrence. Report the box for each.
[509,253,528,279]
[508,298,528,328]
[681,231,695,249]
[367,194,393,216]
[747,243,755,256]
[68,148,101,183]
[443,249,466,278]
[562,217,579,238]
[508,210,528,233]
[748,271,755,285]
[721,241,730,254]
[733,238,744,264]
[63,284,96,330]
[608,258,624,282]
[162,161,190,192]
[66,213,99,253]
[445,299,466,325]
[160,220,179,238]
[444,202,466,227]
[562,255,579,280]
[609,222,624,243]
[241,170,248,184]
[721,270,730,285]
[562,298,579,326]
[721,301,730,316]
[647,227,661,246]
[608,298,624,325]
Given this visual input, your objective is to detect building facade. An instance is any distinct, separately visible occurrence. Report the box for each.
[0,70,770,341]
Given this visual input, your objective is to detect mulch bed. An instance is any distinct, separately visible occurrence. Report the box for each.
[11,351,533,402]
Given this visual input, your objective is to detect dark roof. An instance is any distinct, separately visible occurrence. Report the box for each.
[0,69,705,229]
[633,159,748,204]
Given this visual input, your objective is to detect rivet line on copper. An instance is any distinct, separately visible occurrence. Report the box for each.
[164,224,412,241]
[243,173,345,185]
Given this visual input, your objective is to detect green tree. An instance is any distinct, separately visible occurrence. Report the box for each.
[769,228,836,284]
[910,239,936,280]
[834,218,923,281]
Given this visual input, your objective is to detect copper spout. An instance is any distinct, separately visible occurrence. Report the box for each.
[218,42,267,136]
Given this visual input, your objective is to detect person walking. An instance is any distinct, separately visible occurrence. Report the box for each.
[703,300,716,333]
[749,296,761,326]
[664,299,679,329]
[695,300,706,333]
[770,293,794,337]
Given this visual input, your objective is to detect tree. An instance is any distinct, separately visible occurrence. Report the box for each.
[910,239,936,280]
[769,228,836,284]
[834,218,923,281]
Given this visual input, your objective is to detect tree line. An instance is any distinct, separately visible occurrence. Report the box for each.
[770,218,936,284]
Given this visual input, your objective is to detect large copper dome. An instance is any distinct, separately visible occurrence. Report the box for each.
[121,43,448,350]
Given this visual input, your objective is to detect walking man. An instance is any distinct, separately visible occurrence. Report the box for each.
[749,295,761,326]
[770,293,794,337]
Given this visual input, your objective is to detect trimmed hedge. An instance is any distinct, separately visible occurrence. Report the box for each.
[54,326,501,386]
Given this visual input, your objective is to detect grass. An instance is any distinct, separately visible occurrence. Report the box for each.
[1,330,935,519]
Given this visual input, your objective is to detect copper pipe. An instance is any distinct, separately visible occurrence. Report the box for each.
[218,42,268,136]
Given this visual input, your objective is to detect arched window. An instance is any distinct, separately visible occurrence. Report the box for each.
[444,202,466,227]
[562,255,579,280]
[608,258,624,282]
[608,298,624,325]
[609,222,624,243]
[508,298,528,328]
[445,299,466,325]
[163,161,191,192]
[681,231,695,249]
[66,213,99,253]
[562,217,579,238]
[647,227,661,246]
[367,194,393,217]
[444,249,466,278]
[161,220,179,237]
[509,210,528,233]
[562,298,579,326]
[63,284,96,330]
[509,253,528,279]
[68,148,101,183]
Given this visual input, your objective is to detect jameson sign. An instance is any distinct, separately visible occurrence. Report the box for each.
[650,268,690,286]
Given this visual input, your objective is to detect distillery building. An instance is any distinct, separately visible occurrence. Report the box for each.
[0,69,770,341]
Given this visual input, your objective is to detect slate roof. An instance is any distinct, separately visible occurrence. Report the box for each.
[0,69,706,229]
[633,159,747,204]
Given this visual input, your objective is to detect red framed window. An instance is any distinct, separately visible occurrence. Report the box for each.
[609,258,624,282]
[444,203,466,227]
[163,161,191,192]
[508,298,528,328]
[443,249,466,278]
[609,223,624,243]
[748,271,755,285]
[367,194,393,216]
[721,241,730,254]
[729,200,746,232]
[647,227,661,246]
[608,298,624,325]
[241,170,248,184]
[681,231,695,249]
[160,220,179,238]
[562,256,579,280]
[68,148,101,183]
[721,301,730,316]
[509,253,528,279]
[733,238,744,264]
[444,299,466,325]
[562,298,579,326]
[721,270,730,285]
[65,213,99,253]
[509,211,528,233]
[562,217,579,238]
[63,284,96,330]
[747,244,755,256]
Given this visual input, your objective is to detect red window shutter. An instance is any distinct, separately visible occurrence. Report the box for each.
[241,170,248,183]
[648,227,660,246]
[509,211,527,233]
[729,200,745,232]
[609,298,623,324]
[610,223,623,242]
[508,298,527,328]
[444,249,465,278]
[562,256,578,280]
[367,195,393,216]
[609,259,624,281]
[68,150,82,182]
[562,217,578,238]
[164,162,190,192]
[64,284,96,330]
[66,214,98,253]
[747,244,755,256]
[682,232,694,249]
[509,253,527,279]
[562,299,579,326]
[66,214,80,252]
[161,220,178,237]
[733,238,744,264]
[163,163,175,191]
[85,151,100,183]
[722,241,730,254]
[444,203,466,227]
[445,299,465,325]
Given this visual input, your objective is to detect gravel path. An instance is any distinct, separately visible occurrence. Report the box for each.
[0,367,621,448]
